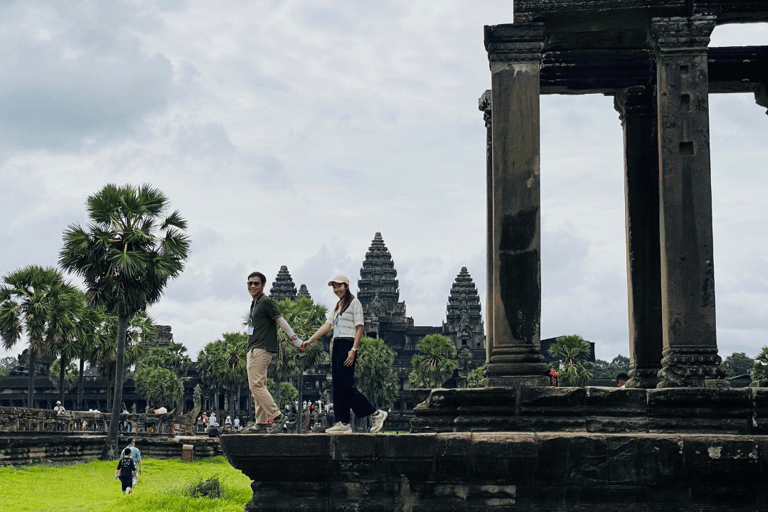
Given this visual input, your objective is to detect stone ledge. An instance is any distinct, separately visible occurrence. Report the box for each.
[411,387,768,434]
[0,433,221,466]
[221,432,768,511]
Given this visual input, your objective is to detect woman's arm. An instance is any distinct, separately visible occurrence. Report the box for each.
[344,325,364,367]
[300,322,332,350]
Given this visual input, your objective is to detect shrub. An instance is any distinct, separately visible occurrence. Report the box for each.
[186,475,222,499]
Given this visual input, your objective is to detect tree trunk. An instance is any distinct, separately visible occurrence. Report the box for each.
[77,357,85,410]
[27,348,36,408]
[102,315,127,460]
[297,374,304,434]
[59,356,67,405]
[228,387,235,420]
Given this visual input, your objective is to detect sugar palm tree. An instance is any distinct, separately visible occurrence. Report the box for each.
[408,334,459,389]
[548,334,595,387]
[0,266,80,407]
[74,304,110,410]
[95,311,154,411]
[274,298,328,432]
[60,184,190,459]
[49,289,91,405]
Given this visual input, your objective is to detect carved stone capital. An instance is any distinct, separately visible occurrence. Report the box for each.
[614,86,656,124]
[485,23,545,63]
[651,15,716,54]
[478,89,492,128]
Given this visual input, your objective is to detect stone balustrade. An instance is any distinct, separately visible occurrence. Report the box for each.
[0,406,177,434]
[0,433,221,466]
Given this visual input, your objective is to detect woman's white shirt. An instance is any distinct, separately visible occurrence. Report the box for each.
[327,297,364,340]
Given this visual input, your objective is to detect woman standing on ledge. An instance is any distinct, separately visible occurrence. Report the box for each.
[301,275,387,433]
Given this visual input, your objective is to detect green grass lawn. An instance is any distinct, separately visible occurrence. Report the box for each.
[0,457,253,512]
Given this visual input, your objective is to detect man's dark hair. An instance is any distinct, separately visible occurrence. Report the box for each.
[248,272,267,285]
[126,438,134,445]
[616,373,630,382]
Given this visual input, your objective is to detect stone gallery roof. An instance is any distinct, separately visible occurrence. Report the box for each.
[297,284,312,301]
[269,265,297,302]
[358,232,400,311]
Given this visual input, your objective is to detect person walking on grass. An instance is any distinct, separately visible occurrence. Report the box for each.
[244,271,303,433]
[301,275,387,434]
[115,448,137,495]
[123,438,142,488]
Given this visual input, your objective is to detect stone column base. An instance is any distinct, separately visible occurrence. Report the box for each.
[626,366,660,389]
[486,375,549,387]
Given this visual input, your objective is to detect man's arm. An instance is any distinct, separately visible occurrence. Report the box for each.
[276,316,303,346]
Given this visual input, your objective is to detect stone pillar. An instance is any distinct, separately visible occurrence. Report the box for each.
[651,16,725,387]
[484,24,549,387]
[614,86,663,389]
[479,89,493,365]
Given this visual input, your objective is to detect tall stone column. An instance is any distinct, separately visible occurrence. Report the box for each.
[651,16,725,387]
[484,24,549,387]
[479,90,493,365]
[614,86,663,389]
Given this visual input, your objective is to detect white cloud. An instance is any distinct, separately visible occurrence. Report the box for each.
[1,1,766,366]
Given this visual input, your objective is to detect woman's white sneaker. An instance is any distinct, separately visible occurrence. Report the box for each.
[326,422,352,433]
[369,410,388,433]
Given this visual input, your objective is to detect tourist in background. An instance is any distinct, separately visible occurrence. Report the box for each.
[115,448,137,495]
[616,373,629,388]
[123,438,142,488]
[53,401,67,431]
[301,275,387,433]
[209,412,216,431]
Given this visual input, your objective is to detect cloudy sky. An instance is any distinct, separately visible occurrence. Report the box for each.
[0,1,766,365]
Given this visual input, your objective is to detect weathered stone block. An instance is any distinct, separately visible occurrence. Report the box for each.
[585,386,648,409]
[586,416,649,433]
[470,433,538,482]
[519,386,586,407]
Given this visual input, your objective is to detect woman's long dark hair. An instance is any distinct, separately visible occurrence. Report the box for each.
[334,283,355,316]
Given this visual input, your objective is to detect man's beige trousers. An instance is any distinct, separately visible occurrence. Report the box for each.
[246,347,280,424]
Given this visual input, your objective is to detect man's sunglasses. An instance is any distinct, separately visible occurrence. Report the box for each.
[247,281,261,286]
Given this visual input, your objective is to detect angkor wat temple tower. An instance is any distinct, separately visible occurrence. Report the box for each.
[443,267,485,352]
[357,233,485,388]
[357,232,411,343]
[297,284,312,301]
[269,265,297,302]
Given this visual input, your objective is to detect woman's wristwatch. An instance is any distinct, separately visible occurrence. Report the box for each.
[350,347,357,352]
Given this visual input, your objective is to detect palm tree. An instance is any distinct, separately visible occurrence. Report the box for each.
[95,312,154,411]
[273,298,328,432]
[355,337,398,408]
[74,304,110,410]
[49,289,91,405]
[0,266,79,408]
[59,184,190,459]
[218,333,248,421]
[548,334,595,387]
[408,334,459,389]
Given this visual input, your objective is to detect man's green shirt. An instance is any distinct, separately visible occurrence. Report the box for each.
[247,295,281,353]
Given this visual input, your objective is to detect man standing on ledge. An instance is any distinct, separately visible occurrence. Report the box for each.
[245,271,302,433]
